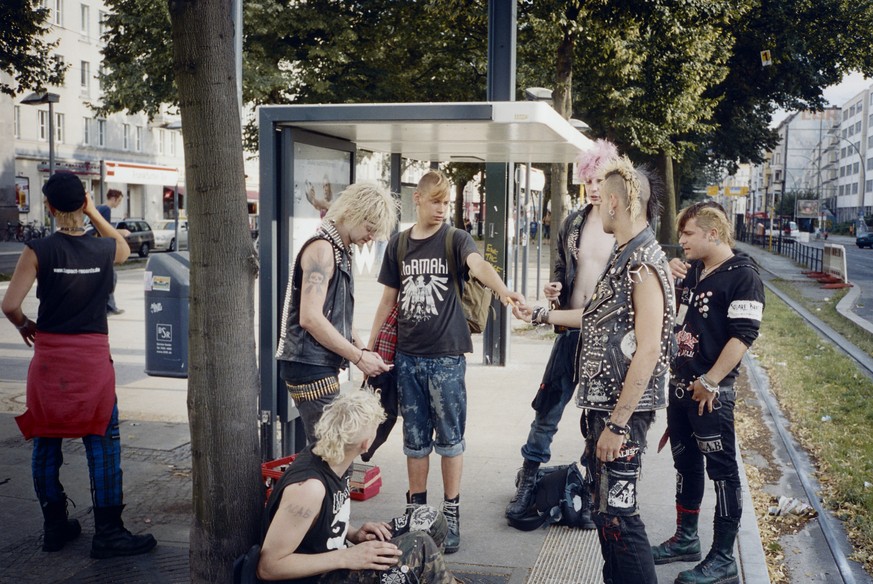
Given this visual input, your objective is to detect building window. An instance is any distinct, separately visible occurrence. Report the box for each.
[169,131,176,155]
[844,109,849,121]
[13,106,20,138]
[97,119,105,147]
[856,121,862,133]
[840,166,846,177]
[135,125,143,152]
[842,128,848,139]
[854,161,860,174]
[83,117,91,145]
[54,0,63,25]
[80,3,89,35]
[80,60,90,93]
[853,183,859,195]
[849,125,855,137]
[839,185,845,196]
[38,110,48,141]
[55,113,64,143]
[157,129,165,155]
[123,123,130,150]
[841,147,847,158]
[867,180,873,193]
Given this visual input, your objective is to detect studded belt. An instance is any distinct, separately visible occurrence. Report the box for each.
[285,376,340,403]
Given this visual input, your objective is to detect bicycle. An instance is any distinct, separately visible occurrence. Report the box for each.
[3,222,18,242]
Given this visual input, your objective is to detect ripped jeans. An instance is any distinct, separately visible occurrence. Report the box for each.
[582,410,657,584]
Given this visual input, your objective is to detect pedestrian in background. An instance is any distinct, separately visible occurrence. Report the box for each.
[369,170,526,554]
[94,188,127,316]
[505,139,619,525]
[258,390,457,584]
[2,171,157,558]
[275,183,396,444]
[652,201,764,584]
[515,156,675,583]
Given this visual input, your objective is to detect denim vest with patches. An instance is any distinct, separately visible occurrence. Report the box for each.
[575,228,675,412]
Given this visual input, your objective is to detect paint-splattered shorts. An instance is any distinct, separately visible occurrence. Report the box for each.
[396,352,466,458]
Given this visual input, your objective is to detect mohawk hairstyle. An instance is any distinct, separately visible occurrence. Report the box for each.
[635,163,665,222]
[601,155,643,221]
[575,139,619,183]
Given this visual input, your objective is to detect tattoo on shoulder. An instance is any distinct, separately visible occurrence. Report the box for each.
[303,246,332,295]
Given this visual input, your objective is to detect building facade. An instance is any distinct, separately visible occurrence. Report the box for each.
[4,1,185,230]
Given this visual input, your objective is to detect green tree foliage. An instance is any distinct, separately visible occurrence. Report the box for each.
[0,0,67,96]
[97,0,174,118]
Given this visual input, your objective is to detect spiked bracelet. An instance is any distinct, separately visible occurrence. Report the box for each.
[531,306,550,325]
[605,420,630,436]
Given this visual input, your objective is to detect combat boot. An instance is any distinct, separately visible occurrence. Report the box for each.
[675,517,739,584]
[505,460,539,518]
[41,498,81,552]
[90,505,157,559]
[405,490,427,514]
[652,504,701,564]
[442,495,460,554]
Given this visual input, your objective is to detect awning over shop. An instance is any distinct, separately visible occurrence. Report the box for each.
[105,160,180,186]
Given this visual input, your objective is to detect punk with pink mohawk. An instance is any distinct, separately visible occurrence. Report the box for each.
[575,139,619,183]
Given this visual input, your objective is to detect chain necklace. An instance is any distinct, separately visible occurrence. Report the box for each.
[699,253,732,281]
[58,226,86,233]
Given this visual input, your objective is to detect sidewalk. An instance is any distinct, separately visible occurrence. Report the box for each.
[0,238,831,584]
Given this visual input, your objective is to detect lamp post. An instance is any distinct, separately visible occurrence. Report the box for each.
[21,92,60,230]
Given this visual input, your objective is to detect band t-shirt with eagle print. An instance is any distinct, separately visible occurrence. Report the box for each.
[378,224,478,357]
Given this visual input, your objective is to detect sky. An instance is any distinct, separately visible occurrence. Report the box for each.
[771,71,871,126]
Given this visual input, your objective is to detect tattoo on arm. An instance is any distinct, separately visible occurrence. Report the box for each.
[303,247,333,296]
[283,504,314,520]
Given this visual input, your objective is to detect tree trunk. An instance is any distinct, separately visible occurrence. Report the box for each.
[168,2,261,582]
[454,180,466,227]
[549,26,573,275]
[657,151,678,244]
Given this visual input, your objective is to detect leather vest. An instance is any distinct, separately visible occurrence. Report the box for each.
[275,222,354,369]
[575,228,675,412]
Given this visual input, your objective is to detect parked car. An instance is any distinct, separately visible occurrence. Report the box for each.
[153,219,189,251]
[857,229,873,249]
[113,219,154,258]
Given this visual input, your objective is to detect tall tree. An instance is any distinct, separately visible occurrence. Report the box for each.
[167,2,261,582]
[0,0,67,96]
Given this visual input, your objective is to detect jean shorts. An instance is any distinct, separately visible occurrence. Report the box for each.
[395,351,466,457]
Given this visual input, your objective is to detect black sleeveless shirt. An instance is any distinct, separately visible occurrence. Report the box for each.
[28,233,116,334]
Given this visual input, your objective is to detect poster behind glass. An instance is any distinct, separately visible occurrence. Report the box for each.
[16,177,30,213]
[291,142,352,263]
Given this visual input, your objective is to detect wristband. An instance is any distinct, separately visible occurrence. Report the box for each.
[698,375,719,394]
[531,306,550,325]
[605,420,630,436]
[16,319,30,331]
[354,347,370,365]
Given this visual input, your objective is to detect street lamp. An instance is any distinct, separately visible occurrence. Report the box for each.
[523,87,553,103]
[21,92,60,230]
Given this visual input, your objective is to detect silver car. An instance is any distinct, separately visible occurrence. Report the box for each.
[153,219,189,252]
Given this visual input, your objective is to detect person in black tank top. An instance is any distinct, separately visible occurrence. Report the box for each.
[2,171,157,559]
[258,391,456,584]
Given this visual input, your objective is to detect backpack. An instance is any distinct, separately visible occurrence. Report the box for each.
[507,463,591,531]
[398,226,494,334]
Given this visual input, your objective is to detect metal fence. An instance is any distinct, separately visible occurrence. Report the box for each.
[737,229,823,273]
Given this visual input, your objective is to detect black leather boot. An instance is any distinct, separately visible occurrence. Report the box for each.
[91,505,157,559]
[675,517,740,584]
[442,495,460,554]
[652,504,702,564]
[41,499,82,552]
[505,460,539,518]
[405,490,427,514]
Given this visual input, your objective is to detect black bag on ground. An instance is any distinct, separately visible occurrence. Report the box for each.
[507,463,590,532]
[232,544,261,584]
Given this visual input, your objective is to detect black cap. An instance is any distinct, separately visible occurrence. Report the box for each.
[42,172,86,212]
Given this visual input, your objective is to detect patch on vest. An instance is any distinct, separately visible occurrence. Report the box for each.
[620,331,637,359]
[608,480,636,509]
[727,300,763,321]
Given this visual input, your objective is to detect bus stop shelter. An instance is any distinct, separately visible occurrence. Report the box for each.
[258,101,593,458]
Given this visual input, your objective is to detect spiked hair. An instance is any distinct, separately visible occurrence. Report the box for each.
[601,155,643,221]
[575,139,619,183]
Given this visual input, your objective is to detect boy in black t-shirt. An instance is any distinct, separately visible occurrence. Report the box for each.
[370,170,526,554]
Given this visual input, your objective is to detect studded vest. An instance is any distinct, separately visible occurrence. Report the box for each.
[575,228,675,412]
[275,221,355,369]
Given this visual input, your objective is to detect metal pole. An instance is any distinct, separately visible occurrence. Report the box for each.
[536,185,542,301]
[173,184,180,251]
[522,163,531,298]
[48,101,56,231]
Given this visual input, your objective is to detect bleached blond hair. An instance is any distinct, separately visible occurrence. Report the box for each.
[677,202,735,247]
[324,182,398,240]
[601,155,644,222]
[312,390,386,466]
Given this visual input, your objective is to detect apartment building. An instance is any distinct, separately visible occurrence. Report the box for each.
[3,1,185,229]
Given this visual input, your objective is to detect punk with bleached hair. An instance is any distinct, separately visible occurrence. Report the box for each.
[324,182,398,240]
[600,155,644,222]
[575,139,619,183]
[312,391,387,466]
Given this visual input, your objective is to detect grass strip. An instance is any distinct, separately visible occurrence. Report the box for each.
[753,288,873,571]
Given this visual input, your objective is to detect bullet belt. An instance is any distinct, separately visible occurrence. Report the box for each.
[285,376,340,403]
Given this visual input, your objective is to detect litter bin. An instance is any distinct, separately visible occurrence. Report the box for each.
[144,252,190,378]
